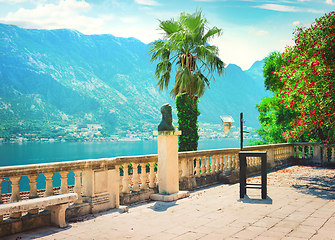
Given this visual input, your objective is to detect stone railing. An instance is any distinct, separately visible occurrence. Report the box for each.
[0,142,329,237]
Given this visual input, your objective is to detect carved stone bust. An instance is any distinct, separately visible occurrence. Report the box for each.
[158,103,176,131]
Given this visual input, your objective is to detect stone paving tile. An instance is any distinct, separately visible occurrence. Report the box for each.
[310,226,334,240]
[198,232,225,240]
[252,216,282,228]
[287,229,316,239]
[145,232,178,240]
[254,236,281,240]
[310,209,334,219]
[281,237,308,240]
[191,225,219,234]
[301,216,328,229]
[323,216,335,228]
[231,228,263,239]
[260,225,294,238]
[170,231,207,240]
[275,219,301,229]
[163,225,194,235]
[213,226,242,238]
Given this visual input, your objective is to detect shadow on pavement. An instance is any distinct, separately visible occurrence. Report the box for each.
[238,195,273,205]
[292,175,335,200]
[149,201,178,212]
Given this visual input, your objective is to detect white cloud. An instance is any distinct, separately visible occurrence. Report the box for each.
[120,17,138,23]
[326,0,334,5]
[134,0,160,6]
[0,0,36,2]
[253,3,324,13]
[0,0,106,34]
[254,30,269,35]
[293,21,300,25]
[254,4,300,12]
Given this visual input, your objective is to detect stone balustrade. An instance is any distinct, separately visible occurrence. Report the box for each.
[0,142,330,237]
[320,145,335,165]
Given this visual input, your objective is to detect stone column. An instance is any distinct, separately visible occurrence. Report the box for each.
[155,130,181,194]
[151,131,189,201]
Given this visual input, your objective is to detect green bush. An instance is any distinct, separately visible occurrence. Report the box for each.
[176,93,200,152]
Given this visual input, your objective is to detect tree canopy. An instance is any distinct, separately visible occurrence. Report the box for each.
[147,9,225,99]
[278,11,335,144]
[256,11,335,145]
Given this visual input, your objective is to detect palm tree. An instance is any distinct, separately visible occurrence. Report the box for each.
[148,10,225,151]
[147,9,225,101]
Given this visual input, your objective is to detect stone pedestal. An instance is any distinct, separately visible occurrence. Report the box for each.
[151,131,189,201]
[82,167,119,213]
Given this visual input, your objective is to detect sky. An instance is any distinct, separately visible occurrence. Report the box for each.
[0,0,334,70]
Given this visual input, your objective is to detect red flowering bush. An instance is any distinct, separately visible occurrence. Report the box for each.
[277,11,335,144]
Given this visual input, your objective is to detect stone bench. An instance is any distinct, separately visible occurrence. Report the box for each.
[0,193,77,228]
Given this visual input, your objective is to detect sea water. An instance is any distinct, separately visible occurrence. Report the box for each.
[0,138,243,193]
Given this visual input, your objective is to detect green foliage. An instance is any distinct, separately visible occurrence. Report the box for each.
[256,11,335,145]
[263,51,287,92]
[277,11,335,144]
[176,93,200,151]
[100,125,116,137]
[255,95,297,144]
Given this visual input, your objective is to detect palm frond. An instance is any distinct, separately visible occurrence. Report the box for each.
[148,9,224,99]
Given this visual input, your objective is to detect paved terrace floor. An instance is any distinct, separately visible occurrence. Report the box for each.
[4,165,335,240]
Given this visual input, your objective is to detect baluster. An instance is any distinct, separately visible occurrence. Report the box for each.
[211,156,216,174]
[116,166,123,197]
[132,163,140,192]
[322,147,328,163]
[10,176,22,218]
[230,155,234,170]
[10,176,21,202]
[302,146,305,158]
[308,146,311,158]
[28,174,39,215]
[149,162,156,189]
[201,157,206,176]
[59,171,69,194]
[233,154,237,169]
[140,163,148,190]
[222,156,227,172]
[181,159,188,178]
[28,174,39,199]
[0,178,3,205]
[331,148,335,162]
[218,155,223,173]
[216,156,220,173]
[73,170,83,204]
[178,161,182,180]
[195,158,200,177]
[0,178,2,222]
[295,146,299,158]
[44,172,54,196]
[206,157,211,176]
[122,164,130,194]
[235,155,240,169]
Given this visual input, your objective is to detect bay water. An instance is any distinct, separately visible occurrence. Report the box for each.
[0,138,242,193]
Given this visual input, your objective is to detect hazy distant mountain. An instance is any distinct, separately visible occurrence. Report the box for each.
[199,63,267,128]
[0,23,268,132]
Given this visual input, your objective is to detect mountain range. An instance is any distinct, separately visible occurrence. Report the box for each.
[0,23,268,136]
